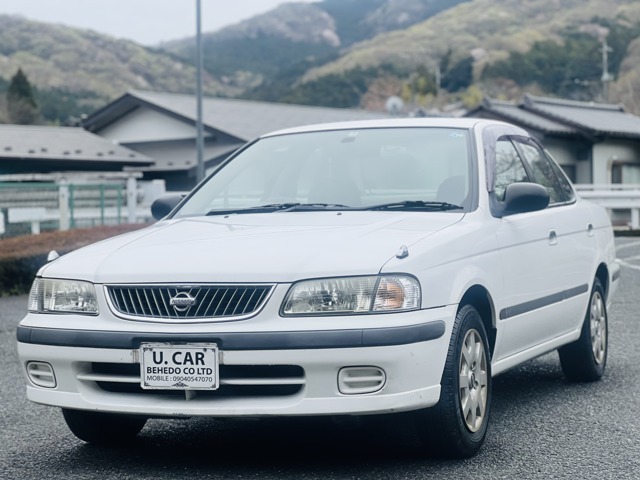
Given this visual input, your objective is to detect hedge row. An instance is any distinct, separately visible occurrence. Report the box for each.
[0,253,51,296]
[0,224,148,296]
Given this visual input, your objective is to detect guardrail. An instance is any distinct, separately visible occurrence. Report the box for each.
[575,184,640,229]
[0,174,166,237]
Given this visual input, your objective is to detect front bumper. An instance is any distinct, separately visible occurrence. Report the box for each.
[17,307,455,417]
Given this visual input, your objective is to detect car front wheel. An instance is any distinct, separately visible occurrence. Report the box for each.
[412,304,492,458]
[62,408,147,445]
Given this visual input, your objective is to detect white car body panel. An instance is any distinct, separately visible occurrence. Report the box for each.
[40,212,464,284]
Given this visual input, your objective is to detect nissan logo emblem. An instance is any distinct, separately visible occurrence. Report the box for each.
[170,292,197,312]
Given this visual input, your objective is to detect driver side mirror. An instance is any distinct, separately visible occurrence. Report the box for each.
[151,194,185,220]
[501,183,550,217]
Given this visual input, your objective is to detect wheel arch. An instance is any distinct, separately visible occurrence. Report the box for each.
[595,263,609,300]
[459,285,497,359]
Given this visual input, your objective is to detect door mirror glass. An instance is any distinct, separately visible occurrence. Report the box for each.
[151,194,185,220]
[502,182,550,216]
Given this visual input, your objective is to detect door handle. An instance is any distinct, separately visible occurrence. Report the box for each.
[548,230,558,245]
[587,223,594,237]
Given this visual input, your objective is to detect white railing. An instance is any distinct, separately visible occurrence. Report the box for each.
[0,173,166,236]
[575,184,640,229]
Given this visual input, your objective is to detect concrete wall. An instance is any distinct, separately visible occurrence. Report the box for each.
[99,107,198,143]
[592,139,640,184]
[542,137,591,183]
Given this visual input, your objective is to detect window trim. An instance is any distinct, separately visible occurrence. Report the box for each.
[483,126,577,217]
[509,136,566,206]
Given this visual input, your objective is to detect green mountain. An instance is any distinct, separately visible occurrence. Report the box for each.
[302,0,640,108]
[161,0,469,91]
[0,15,234,123]
[3,0,640,124]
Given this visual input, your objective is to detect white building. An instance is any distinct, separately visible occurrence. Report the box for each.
[83,90,390,191]
[468,94,640,185]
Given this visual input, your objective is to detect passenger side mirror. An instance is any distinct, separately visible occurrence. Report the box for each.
[502,183,550,216]
[151,194,185,220]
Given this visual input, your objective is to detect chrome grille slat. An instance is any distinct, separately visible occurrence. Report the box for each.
[149,288,163,316]
[192,288,208,318]
[231,288,248,316]
[127,289,138,315]
[212,288,230,317]
[203,288,222,317]
[106,284,274,321]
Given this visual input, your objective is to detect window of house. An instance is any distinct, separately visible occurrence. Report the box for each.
[612,163,640,184]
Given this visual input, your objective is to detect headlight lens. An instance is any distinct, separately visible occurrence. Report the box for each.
[282,275,420,315]
[28,278,99,315]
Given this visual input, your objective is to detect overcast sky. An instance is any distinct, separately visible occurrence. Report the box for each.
[0,0,317,45]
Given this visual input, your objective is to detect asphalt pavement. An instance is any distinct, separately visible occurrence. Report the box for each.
[1,238,640,479]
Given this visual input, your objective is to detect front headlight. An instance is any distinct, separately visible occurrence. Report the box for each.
[282,275,420,315]
[28,278,99,315]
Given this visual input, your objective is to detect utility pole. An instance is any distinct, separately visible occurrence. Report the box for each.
[601,36,614,102]
[195,0,205,185]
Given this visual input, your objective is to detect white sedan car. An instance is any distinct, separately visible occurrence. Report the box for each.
[17,118,619,458]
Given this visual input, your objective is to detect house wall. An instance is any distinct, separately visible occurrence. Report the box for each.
[96,106,248,191]
[99,107,200,143]
[592,139,640,184]
[542,137,592,184]
[124,138,243,191]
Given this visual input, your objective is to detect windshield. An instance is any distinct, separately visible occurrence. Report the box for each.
[174,127,473,217]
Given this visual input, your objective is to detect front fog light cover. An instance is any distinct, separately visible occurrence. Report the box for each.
[26,361,57,388]
[282,275,420,315]
[29,278,99,315]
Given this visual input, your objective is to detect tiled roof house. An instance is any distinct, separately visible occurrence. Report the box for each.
[468,95,640,184]
[83,90,389,190]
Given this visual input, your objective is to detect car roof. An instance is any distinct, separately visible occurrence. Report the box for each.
[260,117,510,138]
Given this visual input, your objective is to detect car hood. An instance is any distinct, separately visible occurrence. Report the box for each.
[42,212,464,283]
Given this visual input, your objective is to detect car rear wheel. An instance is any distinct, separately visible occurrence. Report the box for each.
[558,278,607,382]
[62,408,147,445]
[412,304,492,458]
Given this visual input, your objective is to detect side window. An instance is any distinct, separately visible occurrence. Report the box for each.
[494,138,529,201]
[516,140,565,204]
[548,154,576,202]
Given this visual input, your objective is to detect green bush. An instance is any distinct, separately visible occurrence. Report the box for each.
[0,253,51,296]
[0,224,147,296]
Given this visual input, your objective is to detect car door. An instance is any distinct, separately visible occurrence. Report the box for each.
[514,138,595,335]
[490,135,568,361]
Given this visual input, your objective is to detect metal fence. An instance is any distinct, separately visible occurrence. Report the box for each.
[575,184,640,230]
[0,175,166,237]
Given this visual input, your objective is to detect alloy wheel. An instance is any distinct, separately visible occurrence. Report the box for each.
[590,291,607,365]
[459,328,488,433]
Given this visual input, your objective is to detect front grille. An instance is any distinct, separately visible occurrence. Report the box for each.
[106,284,274,321]
[80,363,305,398]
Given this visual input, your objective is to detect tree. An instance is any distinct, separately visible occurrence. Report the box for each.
[7,68,39,124]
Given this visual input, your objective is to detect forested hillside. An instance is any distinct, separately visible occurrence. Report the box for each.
[0,15,232,123]
[302,0,640,110]
[3,0,640,124]
[161,0,468,92]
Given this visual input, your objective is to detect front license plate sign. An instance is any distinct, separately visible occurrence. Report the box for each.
[140,343,219,390]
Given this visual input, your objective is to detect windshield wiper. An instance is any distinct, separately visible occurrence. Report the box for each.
[207,203,351,216]
[278,203,351,211]
[364,200,463,211]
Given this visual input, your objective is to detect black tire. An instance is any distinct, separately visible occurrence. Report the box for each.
[558,278,608,382]
[412,304,492,458]
[62,408,146,445]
